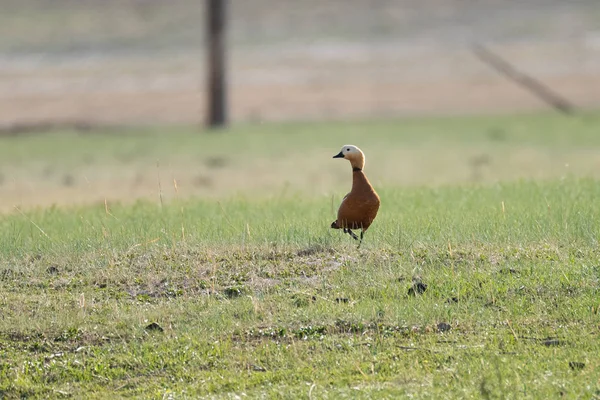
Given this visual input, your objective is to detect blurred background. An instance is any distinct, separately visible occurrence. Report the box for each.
[1,0,600,211]
[2,0,600,129]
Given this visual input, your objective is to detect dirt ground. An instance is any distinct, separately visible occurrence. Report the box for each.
[2,0,600,127]
[0,44,600,127]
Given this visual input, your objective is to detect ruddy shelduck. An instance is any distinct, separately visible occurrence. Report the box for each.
[331,145,380,247]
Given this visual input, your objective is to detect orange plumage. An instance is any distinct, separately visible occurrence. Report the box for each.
[331,145,380,247]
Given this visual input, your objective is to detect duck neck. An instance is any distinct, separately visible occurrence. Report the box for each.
[352,168,370,191]
[349,157,364,171]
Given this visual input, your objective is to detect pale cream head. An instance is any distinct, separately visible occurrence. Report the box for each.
[333,144,365,170]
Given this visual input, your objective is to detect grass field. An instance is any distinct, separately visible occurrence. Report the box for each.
[2,112,600,211]
[1,113,600,398]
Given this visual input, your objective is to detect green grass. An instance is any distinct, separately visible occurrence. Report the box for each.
[1,178,600,398]
[2,111,600,211]
[1,113,600,398]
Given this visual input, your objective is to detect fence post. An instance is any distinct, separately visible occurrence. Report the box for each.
[206,0,227,128]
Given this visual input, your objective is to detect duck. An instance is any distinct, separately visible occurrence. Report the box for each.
[331,145,380,247]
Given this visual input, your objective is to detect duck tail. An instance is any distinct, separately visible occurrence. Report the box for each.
[330,220,340,229]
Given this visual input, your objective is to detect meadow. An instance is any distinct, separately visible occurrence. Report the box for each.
[1,112,600,398]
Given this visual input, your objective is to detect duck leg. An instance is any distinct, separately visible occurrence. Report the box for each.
[344,228,359,241]
[357,230,364,249]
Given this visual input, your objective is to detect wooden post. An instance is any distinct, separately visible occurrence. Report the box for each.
[206,0,227,128]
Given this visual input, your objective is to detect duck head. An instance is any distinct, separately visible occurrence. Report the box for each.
[333,144,365,170]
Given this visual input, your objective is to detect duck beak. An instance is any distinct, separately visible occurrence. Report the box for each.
[333,151,344,159]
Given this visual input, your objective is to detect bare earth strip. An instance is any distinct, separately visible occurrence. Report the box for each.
[1,42,600,127]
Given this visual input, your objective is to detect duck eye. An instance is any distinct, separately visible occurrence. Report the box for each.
[346,148,350,151]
